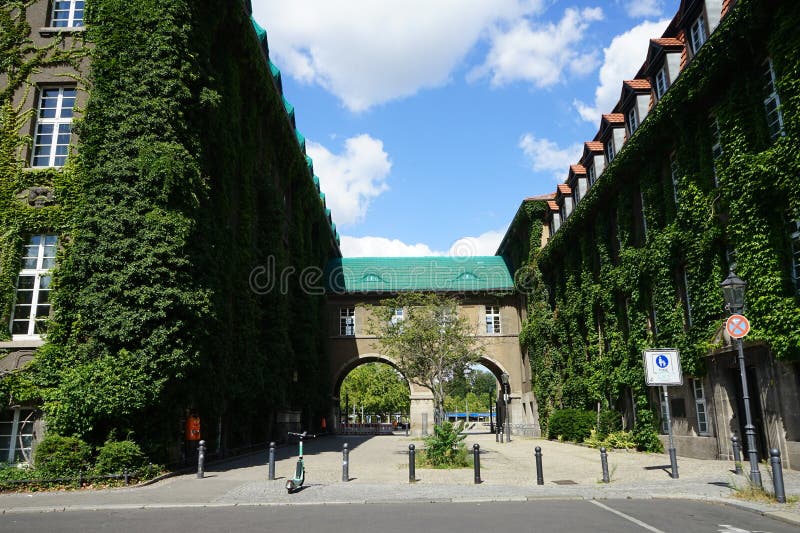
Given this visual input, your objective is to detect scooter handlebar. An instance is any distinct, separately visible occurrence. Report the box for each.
[287,431,317,438]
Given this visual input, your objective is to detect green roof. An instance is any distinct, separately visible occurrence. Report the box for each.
[325,256,515,293]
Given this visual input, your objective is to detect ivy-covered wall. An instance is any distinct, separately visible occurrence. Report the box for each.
[520,0,800,442]
[1,0,337,458]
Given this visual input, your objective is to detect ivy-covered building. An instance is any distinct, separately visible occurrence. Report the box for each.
[0,0,340,463]
[522,0,800,467]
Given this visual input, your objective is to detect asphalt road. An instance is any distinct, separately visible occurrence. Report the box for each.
[0,499,793,533]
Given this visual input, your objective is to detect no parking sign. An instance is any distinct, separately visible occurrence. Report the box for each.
[643,349,683,386]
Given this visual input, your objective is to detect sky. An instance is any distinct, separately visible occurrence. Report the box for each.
[250,0,676,258]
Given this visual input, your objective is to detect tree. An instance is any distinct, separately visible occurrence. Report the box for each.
[369,293,485,425]
[339,363,409,421]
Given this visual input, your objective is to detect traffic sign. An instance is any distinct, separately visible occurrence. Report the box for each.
[643,349,682,386]
[726,314,750,339]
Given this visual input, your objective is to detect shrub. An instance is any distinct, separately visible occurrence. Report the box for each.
[94,439,147,475]
[34,434,91,477]
[597,410,622,437]
[423,422,469,467]
[632,410,664,452]
[547,409,595,442]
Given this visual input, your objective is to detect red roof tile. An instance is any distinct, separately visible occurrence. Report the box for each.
[602,113,625,124]
[547,200,559,211]
[525,193,555,201]
[585,141,604,152]
[557,184,572,196]
[651,37,683,48]
[570,164,586,175]
[624,79,651,90]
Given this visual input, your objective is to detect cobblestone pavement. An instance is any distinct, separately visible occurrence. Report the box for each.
[1,433,798,525]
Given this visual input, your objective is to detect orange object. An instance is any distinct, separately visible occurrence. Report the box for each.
[321,417,327,429]
[186,415,201,441]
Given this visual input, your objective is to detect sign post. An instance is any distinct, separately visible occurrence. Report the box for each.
[643,349,682,479]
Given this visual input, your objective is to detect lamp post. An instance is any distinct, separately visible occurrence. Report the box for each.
[501,372,511,442]
[720,269,762,488]
[489,384,495,433]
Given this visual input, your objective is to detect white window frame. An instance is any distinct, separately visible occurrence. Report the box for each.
[710,116,722,186]
[0,408,36,464]
[339,307,355,336]
[655,67,668,99]
[390,307,404,326]
[689,14,707,55]
[484,305,501,334]
[790,220,800,296]
[763,58,784,140]
[31,87,76,168]
[10,235,57,339]
[50,0,84,28]
[587,164,596,187]
[627,107,638,136]
[605,137,615,164]
[573,183,581,206]
[692,379,709,435]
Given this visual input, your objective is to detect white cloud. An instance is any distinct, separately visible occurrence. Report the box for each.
[341,229,506,258]
[252,0,545,111]
[469,7,604,88]
[308,134,391,227]
[519,134,583,182]
[624,0,663,18]
[573,18,671,124]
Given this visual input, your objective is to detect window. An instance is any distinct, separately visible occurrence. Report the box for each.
[31,87,76,168]
[654,67,668,99]
[763,58,784,140]
[605,138,615,163]
[339,307,355,336]
[51,1,85,28]
[627,107,638,136]
[390,307,404,326]
[693,379,709,435]
[11,235,56,338]
[670,154,680,204]
[587,164,596,186]
[689,15,706,55]
[790,220,800,296]
[559,202,566,222]
[710,116,722,186]
[677,266,693,329]
[573,183,581,205]
[0,408,35,463]
[484,305,500,334]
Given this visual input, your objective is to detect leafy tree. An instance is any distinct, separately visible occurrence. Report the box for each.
[368,293,485,425]
[339,363,409,421]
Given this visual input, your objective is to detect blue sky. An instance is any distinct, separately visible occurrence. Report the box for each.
[250,1,676,257]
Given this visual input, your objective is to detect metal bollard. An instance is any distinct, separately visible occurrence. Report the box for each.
[473,444,481,484]
[731,435,743,475]
[409,444,416,483]
[535,446,544,485]
[770,449,786,504]
[600,447,610,483]
[268,441,276,480]
[124,469,130,485]
[197,440,206,479]
[668,447,679,479]
[342,443,350,482]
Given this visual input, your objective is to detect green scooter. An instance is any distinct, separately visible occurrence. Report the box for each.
[286,431,315,493]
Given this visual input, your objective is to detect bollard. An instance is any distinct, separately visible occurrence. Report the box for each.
[197,440,206,479]
[600,447,610,483]
[535,446,544,485]
[268,441,276,480]
[124,469,130,485]
[473,444,481,484]
[405,423,409,437]
[770,449,786,504]
[500,426,504,443]
[731,435,743,475]
[495,425,499,443]
[409,444,416,483]
[342,443,350,482]
[668,447,679,479]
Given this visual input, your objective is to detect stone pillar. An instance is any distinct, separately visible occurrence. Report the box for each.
[409,389,434,436]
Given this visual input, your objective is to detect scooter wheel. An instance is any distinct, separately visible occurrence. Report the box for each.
[286,480,295,493]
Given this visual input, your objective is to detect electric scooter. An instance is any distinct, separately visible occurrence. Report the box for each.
[286,431,315,493]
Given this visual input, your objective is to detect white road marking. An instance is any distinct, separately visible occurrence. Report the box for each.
[589,500,666,533]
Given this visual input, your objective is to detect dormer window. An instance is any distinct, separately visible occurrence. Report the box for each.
[587,164,596,186]
[605,139,615,163]
[763,58,784,140]
[689,15,707,55]
[573,184,581,205]
[654,67,668,99]
[626,107,639,136]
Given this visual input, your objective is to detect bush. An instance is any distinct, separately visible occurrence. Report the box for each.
[632,410,664,452]
[547,409,595,442]
[94,439,147,475]
[34,434,91,477]
[597,410,622,437]
[423,422,469,467]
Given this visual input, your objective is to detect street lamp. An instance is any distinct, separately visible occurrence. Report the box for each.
[720,269,762,488]
[501,372,511,442]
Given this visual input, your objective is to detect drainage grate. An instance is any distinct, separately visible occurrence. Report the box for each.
[551,479,578,485]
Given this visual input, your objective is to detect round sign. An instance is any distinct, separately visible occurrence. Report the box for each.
[726,314,750,339]
[656,354,669,369]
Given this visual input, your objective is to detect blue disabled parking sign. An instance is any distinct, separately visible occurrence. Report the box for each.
[643,349,682,386]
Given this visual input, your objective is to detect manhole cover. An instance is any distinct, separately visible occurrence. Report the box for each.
[551,480,578,485]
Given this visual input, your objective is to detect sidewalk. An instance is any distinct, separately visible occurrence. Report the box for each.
[1,433,798,525]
